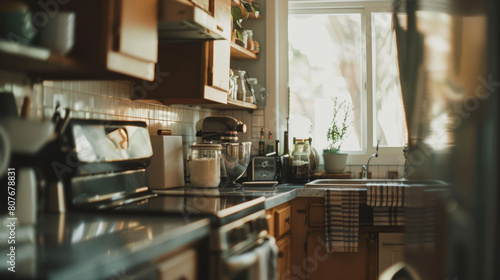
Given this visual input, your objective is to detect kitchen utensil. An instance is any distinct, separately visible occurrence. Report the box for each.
[188,143,223,188]
[0,91,18,118]
[39,12,76,55]
[157,129,172,135]
[147,135,185,189]
[221,142,251,185]
[20,95,30,119]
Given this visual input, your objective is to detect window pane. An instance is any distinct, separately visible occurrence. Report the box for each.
[372,13,407,147]
[288,13,363,152]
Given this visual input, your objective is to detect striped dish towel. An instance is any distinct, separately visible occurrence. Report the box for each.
[324,189,360,253]
[367,183,407,207]
[373,207,406,226]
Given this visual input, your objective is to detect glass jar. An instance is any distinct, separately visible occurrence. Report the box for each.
[291,139,310,183]
[189,143,223,188]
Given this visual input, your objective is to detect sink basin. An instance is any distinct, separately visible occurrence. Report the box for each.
[305,179,446,188]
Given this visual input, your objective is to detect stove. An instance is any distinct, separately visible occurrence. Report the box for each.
[42,119,277,280]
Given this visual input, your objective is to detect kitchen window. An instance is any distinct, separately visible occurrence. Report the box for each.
[288,1,407,164]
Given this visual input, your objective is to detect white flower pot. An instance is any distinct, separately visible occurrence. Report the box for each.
[323,152,348,173]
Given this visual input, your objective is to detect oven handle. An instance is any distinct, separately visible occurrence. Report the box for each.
[224,235,277,275]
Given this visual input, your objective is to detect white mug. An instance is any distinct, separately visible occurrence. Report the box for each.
[39,12,76,55]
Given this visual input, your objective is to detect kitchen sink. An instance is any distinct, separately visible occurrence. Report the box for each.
[305,179,447,188]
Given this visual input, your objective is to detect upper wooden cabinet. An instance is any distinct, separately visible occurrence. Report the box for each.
[134,40,230,105]
[0,0,158,81]
[158,0,231,41]
[136,39,257,109]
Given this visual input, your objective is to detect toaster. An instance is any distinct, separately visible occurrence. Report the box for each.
[251,156,277,181]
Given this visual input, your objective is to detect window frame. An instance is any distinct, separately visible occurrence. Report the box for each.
[288,0,406,166]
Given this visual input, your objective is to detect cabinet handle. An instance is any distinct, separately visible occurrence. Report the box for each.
[217,25,224,32]
[285,217,290,224]
[278,251,285,258]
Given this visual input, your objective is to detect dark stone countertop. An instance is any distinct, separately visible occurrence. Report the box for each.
[0,184,310,280]
[0,213,210,280]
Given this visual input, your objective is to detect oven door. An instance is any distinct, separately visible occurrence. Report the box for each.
[219,235,278,280]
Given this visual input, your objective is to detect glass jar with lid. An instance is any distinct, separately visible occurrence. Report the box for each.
[291,138,310,183]
[188,143,223,188]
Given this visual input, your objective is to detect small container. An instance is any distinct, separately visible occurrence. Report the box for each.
[291,139,311,183]
[246,30,254,51]
[189,143,223,188]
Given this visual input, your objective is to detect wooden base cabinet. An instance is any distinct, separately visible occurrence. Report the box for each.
[266,202,292,280]
[291,197,378,280]
[277,234,292,280]
[305,231,377,280]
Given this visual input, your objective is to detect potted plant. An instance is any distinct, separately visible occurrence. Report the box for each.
[231,1,260,48]
[323,98,352,173]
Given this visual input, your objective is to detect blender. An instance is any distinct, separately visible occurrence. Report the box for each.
[194,116,251,189]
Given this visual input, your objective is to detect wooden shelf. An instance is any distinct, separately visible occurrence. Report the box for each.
[226,99,257,109]
[230,42,258,60]
[0,41,86,76]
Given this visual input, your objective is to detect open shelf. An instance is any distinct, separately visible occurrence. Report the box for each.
[230,42,258,60]
[202,98,257,110]
[0,40,86,75]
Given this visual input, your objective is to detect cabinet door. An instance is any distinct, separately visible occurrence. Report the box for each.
[115,0,158,62]
[213,0,232,40]
[209,40,230,91]
[157,248,197,280]
[108,0,158,81]
[275,204,292,240]
[305,231,378,280]
[277,234,292,280]
[378,233,405,274]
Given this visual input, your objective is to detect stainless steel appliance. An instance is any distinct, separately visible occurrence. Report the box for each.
[43,118,277,280]
[391,0,500,279]
[195,116,252,188]
[251,156,277,181]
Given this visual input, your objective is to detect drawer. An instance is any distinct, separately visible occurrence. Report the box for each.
[275,204,292,239]
[157,248,197,280]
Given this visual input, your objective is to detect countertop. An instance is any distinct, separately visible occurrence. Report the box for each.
[0,213,210,280]
[0,184,321,280]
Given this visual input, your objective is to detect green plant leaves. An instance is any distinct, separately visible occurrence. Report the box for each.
[231,6,243,20]
[326,98,352,151]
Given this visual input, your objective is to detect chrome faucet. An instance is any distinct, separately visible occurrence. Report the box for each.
[361,140,379,179]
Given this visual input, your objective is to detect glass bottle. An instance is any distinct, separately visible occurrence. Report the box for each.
[258,128,265,156]
[266,130,274,154]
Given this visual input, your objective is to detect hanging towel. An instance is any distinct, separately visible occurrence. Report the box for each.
[373,207,406,226]
[367,183,408,207]
[324,189,360,253]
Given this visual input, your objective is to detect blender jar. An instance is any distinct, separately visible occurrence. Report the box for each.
[189,143,223,188]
